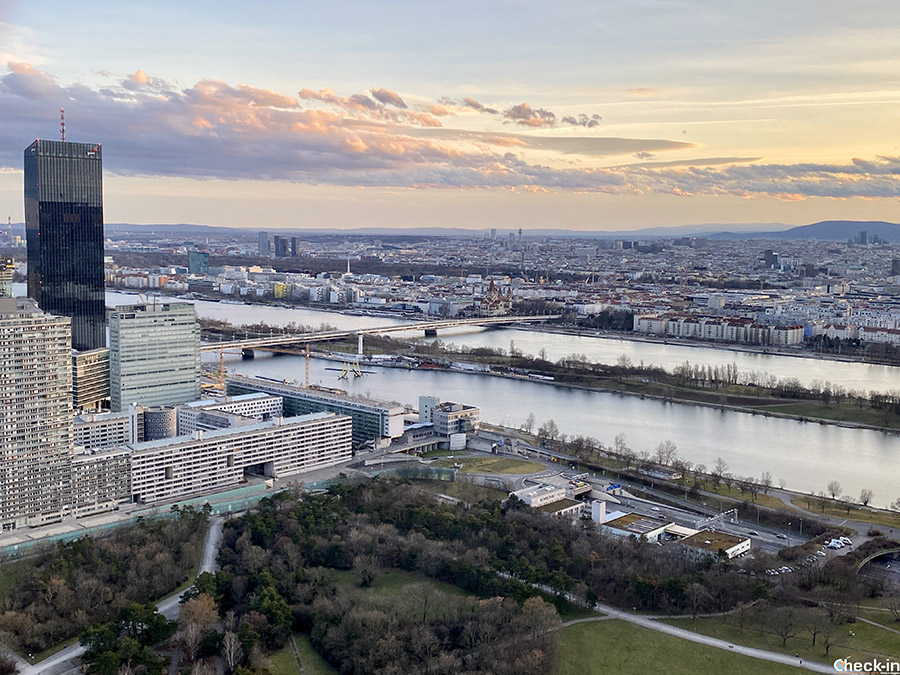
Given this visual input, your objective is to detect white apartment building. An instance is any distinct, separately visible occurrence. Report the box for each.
[0,298,73,529]
[109,303,201,411]
[128,412,352,504]
[177,393,283,435]
[74,404,143,450]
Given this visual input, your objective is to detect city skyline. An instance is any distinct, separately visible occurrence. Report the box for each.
[3,2,900,231]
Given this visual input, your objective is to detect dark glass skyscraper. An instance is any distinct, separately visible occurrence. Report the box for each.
[24,139,106,351]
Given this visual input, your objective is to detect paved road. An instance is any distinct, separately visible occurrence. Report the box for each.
[15,516,225,675]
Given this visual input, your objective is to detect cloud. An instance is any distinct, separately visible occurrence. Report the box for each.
[504,102,556,127]
[561,113,602,128]
[461,97,498,114]
[370,87,407,108]
[3,63,899,202]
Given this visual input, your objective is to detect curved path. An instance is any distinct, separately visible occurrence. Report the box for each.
[561,602,832,673]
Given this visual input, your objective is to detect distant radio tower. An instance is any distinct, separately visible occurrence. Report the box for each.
[59,108,66,141]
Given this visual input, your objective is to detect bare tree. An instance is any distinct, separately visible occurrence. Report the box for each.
[859,488,874,507]
[521,413,535,434]
[222,631,243,672]
[711,457,729,488]
[827,480,843,500]
[760,471,773,494]
[886,594,900,622]
[770,606,797,647]
[653,440,678,466]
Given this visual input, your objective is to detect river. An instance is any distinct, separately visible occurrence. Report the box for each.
[13,287,897,506]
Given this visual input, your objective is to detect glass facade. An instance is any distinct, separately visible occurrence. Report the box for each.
[24,140,106,351]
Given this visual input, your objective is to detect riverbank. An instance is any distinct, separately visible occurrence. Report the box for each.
[306,342,900,435]
[520,323,890,367]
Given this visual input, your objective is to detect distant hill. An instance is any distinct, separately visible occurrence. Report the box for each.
[102,220,898,240]
[709,220,900,241]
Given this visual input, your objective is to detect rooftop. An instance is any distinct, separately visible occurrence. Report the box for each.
[681,530,748,552]
[537,498,583,514]
[604,512,671,534]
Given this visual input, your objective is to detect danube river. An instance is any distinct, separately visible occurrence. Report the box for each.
[95,292,897,506]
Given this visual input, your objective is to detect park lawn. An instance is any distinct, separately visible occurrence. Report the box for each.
[665,613,899,664]
[292,634,338,675]
[268,642,302,675]
[331,568,470,601]
[419,448,457,458]
[411,478,507,503]
[789,497,900,529]
[555,620,807,675]
[432,456,544,474]
[694,482,790,512]
[749,401,900,430]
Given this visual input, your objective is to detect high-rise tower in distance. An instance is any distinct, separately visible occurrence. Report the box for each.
[24,139,106,351]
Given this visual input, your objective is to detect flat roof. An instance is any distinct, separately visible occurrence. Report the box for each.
[604,512,671,534]
[537,498,583,514]
[681,530,748,551]
[127,412,335,452]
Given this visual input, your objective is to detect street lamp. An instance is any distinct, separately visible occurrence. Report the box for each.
[787,521,792,547]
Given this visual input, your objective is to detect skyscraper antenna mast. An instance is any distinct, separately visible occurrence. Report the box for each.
[59,108,65,142]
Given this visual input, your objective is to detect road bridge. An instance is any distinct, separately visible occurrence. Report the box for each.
[855,547,900,574]
[200,315,558,354]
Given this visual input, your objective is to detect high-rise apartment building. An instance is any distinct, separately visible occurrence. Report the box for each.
[0,259,13,298]
[24,140,106,351]
[273,235,289,257]
[109,303,201,411]
[72,348,110,410]
[0,298,73,529]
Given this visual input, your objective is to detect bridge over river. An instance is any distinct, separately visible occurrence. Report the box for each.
[200,315,558,355]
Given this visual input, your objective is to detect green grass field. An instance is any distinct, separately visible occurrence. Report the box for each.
[555,620,809,675]
[432,456,544,474]
[269,634,338,675]
[790,496,900,529]
[665,612,900,665]
[411,478,507,503]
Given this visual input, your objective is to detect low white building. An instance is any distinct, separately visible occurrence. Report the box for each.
[680,530,751,560]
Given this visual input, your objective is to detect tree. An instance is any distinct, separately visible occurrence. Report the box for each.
[859,489,874,507]
[221,631,243,672]
[537,419,559,443]
[760,471,773,494]
[521,413,535,434]
[770,606,797,647]
[653,440,678,466]
[892,497,900,512]
[712,457,729,488]
[827,480,843,500]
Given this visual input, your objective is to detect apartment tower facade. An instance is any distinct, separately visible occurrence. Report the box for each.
[0,298,73,529]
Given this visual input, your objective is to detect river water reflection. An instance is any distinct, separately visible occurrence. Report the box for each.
[99,291,900,506]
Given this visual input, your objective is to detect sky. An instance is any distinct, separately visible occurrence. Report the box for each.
[2,0,900,232]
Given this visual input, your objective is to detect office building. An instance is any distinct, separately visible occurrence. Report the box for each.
[290,236,301,257]
[258,231,269,256]
[0,298,73,529]
[187,250,210,275]
[418,395,480,435]
[24,140,106,351]
[109,303,201,411]
[273,235,289,257]
[226,375,405,444]
[72,348,110,410]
